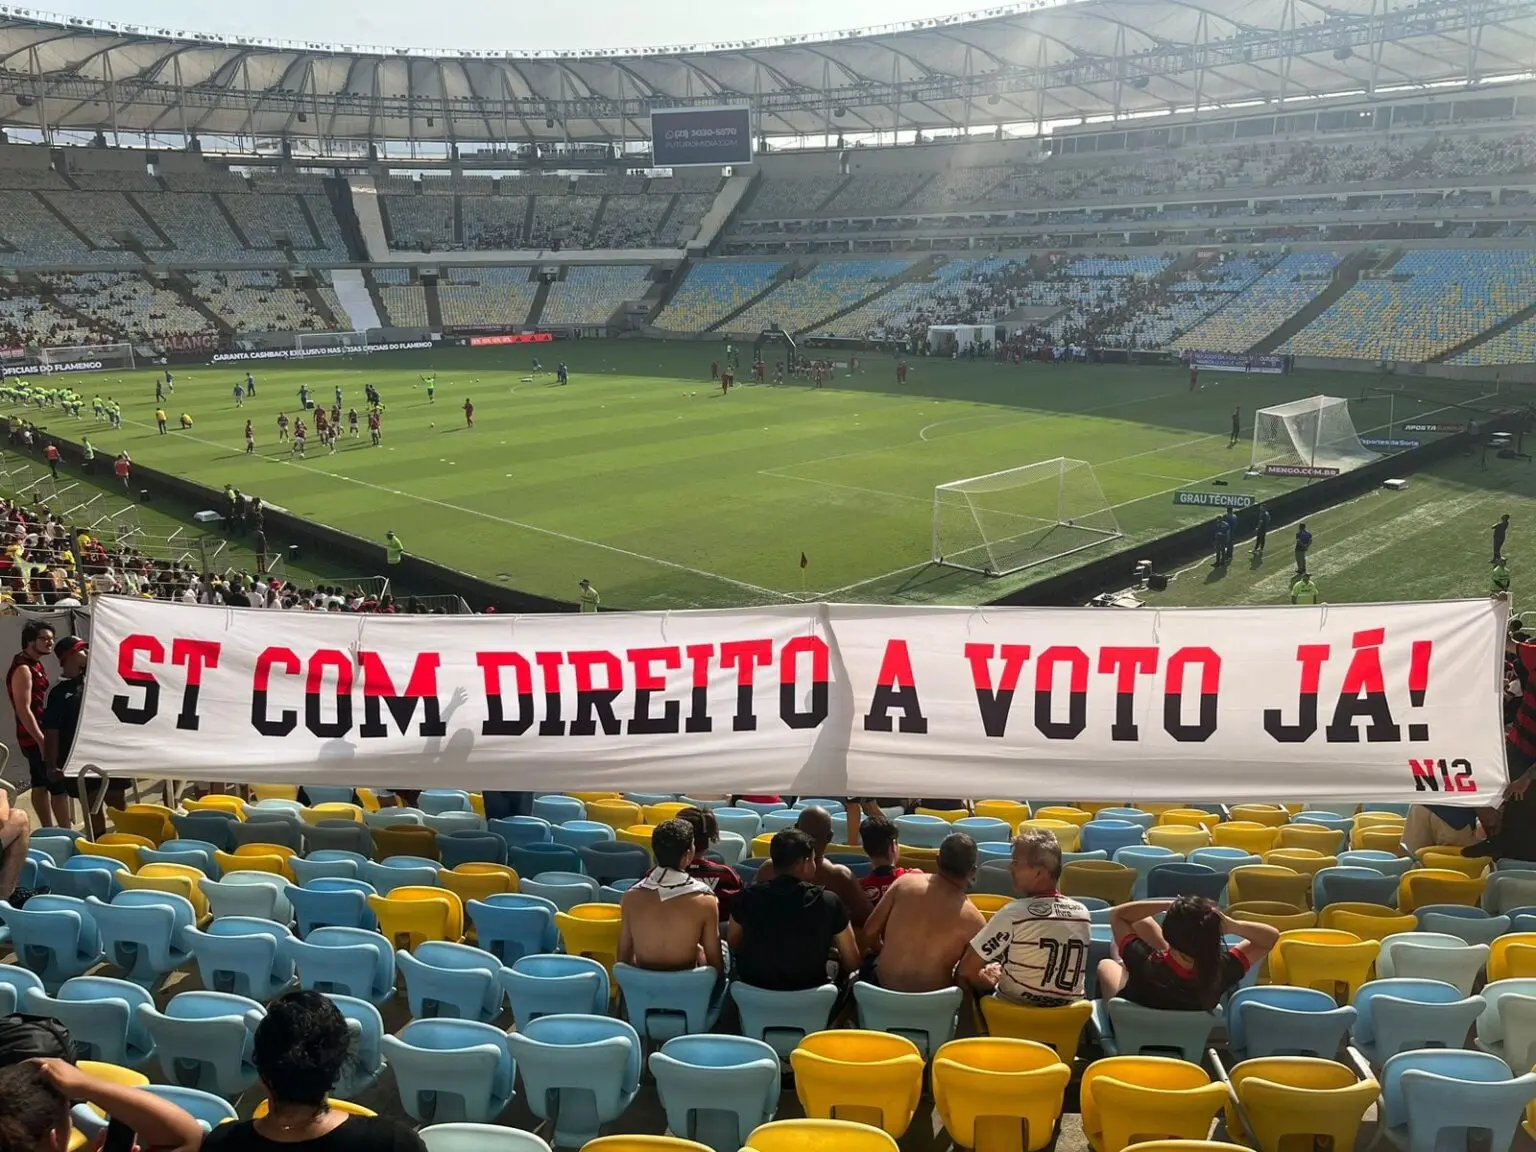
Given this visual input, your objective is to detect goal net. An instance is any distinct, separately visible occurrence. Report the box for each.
[37,343,134,372]
[296,330,368,354]
[932,457,1122,576]
[1251,395,1377,474]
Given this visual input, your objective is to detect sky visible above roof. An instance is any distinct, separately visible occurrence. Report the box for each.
[43,0,992,52]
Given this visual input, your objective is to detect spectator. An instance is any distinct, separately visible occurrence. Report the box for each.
[618,818,724,978]
[958,829,1092,1004]
[43,636,123,838]
[729,828,860,992]
[9,621,66,829]
[677,805,743,920]
[202,990,425,1151]
[1404,804,1488,857]
[751,806,874,927]
[0,776,29,903]
[858,817,920,906]
[858,832,985,992]
[0,1059,202,1152]
[1098,896,1278,1011]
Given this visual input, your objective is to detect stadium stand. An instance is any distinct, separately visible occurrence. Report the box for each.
[460,191,529,251]
[187,271,334,334]
[0,283,114,347]
[540,265,653,327]
[1282,249,1536,361]
[732,259,915,334]
[1174,253,1345,353]
[1451,314,1536,365]
[437,267,538,329]
[653,261,786,332]
[40,273,212,343]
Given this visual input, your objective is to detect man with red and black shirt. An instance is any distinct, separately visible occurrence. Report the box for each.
[678,806,743,921]
[9,620,65,827]
[858,818,920,907]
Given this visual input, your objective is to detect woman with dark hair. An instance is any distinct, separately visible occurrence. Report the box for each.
[202,991,424,1151]
[0,1059,201,1152]
[1098,896,1279,1012]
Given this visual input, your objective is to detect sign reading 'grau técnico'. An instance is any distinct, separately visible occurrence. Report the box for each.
[651,107,753,167]
[1175,491,1257,509]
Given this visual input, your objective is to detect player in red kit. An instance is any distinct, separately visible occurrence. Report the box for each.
[710,361,719,380]
[368,408,382,446]
[896,359,908,384]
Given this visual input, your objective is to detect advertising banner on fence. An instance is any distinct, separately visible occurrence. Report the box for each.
[651,106,753,167]
[1174,491,1257,509]
[1188,351,1287,374]
[1264,464,1342,479]
[210,340,432,365]
[69,597,1507,803]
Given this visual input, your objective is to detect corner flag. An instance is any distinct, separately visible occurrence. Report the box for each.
[800,552,808,569]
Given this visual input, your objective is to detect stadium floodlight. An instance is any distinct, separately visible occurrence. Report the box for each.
[37,343,134,372]
[1250,395,1377,474]
[295,330,369,354]
[932,457,1121,577]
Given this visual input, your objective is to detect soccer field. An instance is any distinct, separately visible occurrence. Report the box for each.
[11,341,1509,609]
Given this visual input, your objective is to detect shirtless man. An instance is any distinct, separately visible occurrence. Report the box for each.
[858,832,984,992]
[618,818,724,975]
[752,806,874,927]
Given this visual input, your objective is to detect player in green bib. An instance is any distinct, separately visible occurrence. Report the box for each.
[1290,574,1321,605]
[1492,558,1512,596]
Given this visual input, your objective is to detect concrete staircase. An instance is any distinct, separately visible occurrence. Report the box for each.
[423,279,443,330]
[527,273,554,327]
[342,177,389,262]
[1247,249,1387,354]
[328,269,383,331]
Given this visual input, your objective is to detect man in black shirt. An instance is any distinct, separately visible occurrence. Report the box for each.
[728,828,860,992]
[44,636,124,836]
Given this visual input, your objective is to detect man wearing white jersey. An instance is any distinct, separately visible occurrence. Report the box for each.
[959,828,1092,1005]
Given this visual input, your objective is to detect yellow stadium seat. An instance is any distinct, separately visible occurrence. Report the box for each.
[1419,851,1490,879]
[750,833,774,859]
[354,788,389,812]
[214,850,295,882]
[1018,820,1080,852]
[790,1030,925,1137]
[303,802,366,825]
[617,825,657,855]
[899,847,940,874]
[77,837,146,871]
[979,996,1094,1063]
[72,1059,151,1144]
[1157,809,1222,830]
[1122,1144,1250,1152]
[1354,812,1406,831]
[255,1098,375,1118]
[1261,850,1336,879]
[1145,826,1212,854]
[582,1138,714,1152]
[1227,866,1309,908]
[932,1037,1071,1152]
[1275,826,1345,854]
[440,863,520,905]
[249,784,301,803]
[119,869,209,920]
[975,801,1031,829]
[556,904,623,976]
[1271,936,1378,1003]
[644,802,690,825]
[744,1119,899,1152]
[369,887,463,949]
[1081,1056,1228,1152]
[586,800,644,831]
[469,793,486,819]
[1225,902,1316,932]
[234,842,297,860]
[1212,822,1279,855]
[569,792,622,804]
[1488,932,1536,982]
[1265,929,1359,983]
[968,893,1012,916]
[182,795,246,819]
[1224,1056,1379,1152]
[1229,805,1290,829]
[914,807,969,823]
[107,805,175,845]
[372,825,440,862]
[1318,905,1417,941]
[1400,869,1486,912]
[1033,807,1093,829]
[1061,861,1137,904]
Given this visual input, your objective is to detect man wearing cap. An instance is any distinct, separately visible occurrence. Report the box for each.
[578,579,600,614]
[44,637,122,837]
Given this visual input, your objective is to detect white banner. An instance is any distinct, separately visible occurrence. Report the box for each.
[68,597,1509,804]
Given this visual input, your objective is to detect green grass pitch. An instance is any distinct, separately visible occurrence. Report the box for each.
[10,340,1529,610]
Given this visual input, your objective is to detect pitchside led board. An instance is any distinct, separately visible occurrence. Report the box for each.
[651,106,753,168]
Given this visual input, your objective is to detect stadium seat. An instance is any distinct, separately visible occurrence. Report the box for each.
[419,1124,551,1152]
[1093,999,1221,1063]
[978,996,1093,1063]
[440,863,519,906]
[1418,906,1511,946]
[1228,866,1310,907]
[0,963,45,1016]
[849,983,961,1061]
[139,989,264,1095]
[1270,935,1379,1003]
[533,796,586,825]
[1378,1048,1536,1152]
[1080,1055,1228,1152]
[24,976,156,1066]
[200,871,293,922]
[287,878,379,936]
[382,1017,517,1124]
[551,821,617,850]
[614,963,726,1045]
[85,890,196,988]
[1223,1055,1379,1152]
[1145,863,1228,902]
[1061,860,1137,904]
[1,894,103,990]
[556,904,622,975]
[301,821,375,857]
[38,857,124,903]
[1353,977,1483,1064]
[930,1037,1069,1152]
[138,1085,239,1131]
[370,887,464,949]
[467,893,560,965]
[790,1029,924,1137]
[732,983,839,1061]
[488,816,552,850]
[507,1014,643,1147]
[1225,986,1356,1060]
[184,915,296,999]
[1476,979,1536,1065]
[522,873,601,912]
[502,953,611,1029]
[283,925,396,1004]
[580,842,653,886]
[649,1034,781,1152]
[398,939,505,1022]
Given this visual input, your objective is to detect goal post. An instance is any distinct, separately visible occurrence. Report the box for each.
[1251,395,1377,474]
[37,343,134,371]
[932,457,1122,577]
[295,330,368,353]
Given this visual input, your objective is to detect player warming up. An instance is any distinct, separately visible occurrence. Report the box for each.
[368,407,382,446]
[348,407,360,438]
[1189,362,1199,391]
[1229,406,1241,447]
[244,420,254,455]
[277,412,289,442]
[463,398,475,428]
[1494,513,1511,563]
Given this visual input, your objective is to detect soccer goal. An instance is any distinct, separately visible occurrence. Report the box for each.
[932,458,1122,576]
[1251,395,1378,474]
[38,343,134,372]
[295,330,368,354]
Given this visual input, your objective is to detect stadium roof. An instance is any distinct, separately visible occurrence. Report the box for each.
[0,0,1529,144]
